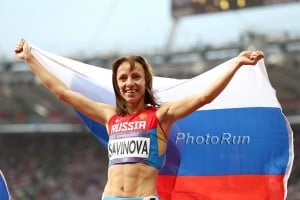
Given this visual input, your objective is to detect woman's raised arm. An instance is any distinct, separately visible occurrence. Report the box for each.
[158,50,264,127]
[14,39,115,125]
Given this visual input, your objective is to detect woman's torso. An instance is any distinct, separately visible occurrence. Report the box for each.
[103,106,167,197]
[103,163,158,197]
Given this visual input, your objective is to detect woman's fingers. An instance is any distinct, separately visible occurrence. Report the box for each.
[14,39,32,61]
[246,51,264,62]
[251,51,264,63]
[15,39,25,54]
[236,50,265,66]
[256,51,265,60]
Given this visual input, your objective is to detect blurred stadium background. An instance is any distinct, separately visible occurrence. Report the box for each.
[1,0,300,199]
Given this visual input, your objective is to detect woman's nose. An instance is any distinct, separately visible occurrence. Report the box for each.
[126,77,134,86]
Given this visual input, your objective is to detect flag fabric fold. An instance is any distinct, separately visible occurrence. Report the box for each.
[0,170,10,200]
[30,44,293,200]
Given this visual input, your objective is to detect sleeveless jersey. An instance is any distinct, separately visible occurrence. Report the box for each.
[107,106,167,170]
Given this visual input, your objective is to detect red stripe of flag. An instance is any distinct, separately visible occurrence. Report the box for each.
[157,174,284,200]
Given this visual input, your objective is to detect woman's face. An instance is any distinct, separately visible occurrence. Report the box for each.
[116,61,146,104]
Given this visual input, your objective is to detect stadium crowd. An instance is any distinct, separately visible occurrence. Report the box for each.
[0,130,299,199]
[0,133,107,200]
[288,131,300,200]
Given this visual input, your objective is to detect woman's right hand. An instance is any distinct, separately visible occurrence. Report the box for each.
[15,39,32,61]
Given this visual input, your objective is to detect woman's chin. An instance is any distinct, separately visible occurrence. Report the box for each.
[125,97,142,105]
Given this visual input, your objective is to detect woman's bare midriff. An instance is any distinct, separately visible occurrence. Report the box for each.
[103,163,159,197]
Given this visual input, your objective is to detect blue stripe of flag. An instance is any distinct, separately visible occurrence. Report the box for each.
[161,107,289,176]
[0,171,10,200]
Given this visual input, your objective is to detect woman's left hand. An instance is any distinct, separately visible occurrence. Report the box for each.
[235,51,265,67]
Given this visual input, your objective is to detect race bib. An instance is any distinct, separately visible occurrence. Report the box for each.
[108,134,150,164]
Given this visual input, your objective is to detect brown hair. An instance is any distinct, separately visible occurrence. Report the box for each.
[112,55,158,115]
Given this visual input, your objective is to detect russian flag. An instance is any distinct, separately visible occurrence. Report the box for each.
[0,170,10,200]
[30,44,294,200]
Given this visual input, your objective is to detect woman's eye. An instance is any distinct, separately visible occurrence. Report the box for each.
[119,77,126,81]
[133,75,141,80]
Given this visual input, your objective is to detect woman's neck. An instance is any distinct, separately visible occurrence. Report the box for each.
[126,101,145,114]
